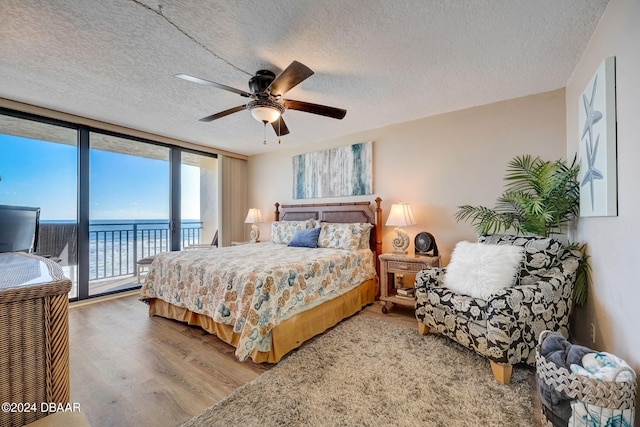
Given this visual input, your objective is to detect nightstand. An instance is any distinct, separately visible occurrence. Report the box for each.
[378,253,440,313]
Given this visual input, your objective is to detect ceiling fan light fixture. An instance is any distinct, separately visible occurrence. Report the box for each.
[251,106,280,123]
[248,100,285,123]
[177,61,346,136]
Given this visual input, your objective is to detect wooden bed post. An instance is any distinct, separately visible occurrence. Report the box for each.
[274,202,280,221]
[375,197,382,276]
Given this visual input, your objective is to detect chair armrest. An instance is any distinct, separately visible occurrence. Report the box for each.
[486,270,572,321]
[414,268,447,295]
[487,246,581,314]
[484,267,577,364]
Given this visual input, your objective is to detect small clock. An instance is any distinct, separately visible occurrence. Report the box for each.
[415,232,439,256]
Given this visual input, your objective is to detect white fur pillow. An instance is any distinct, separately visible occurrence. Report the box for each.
[443,241,524,300]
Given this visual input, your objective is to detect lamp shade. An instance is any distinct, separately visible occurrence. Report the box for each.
[385,203,416,227]
[244,208,263,224]
[250,106,281,123]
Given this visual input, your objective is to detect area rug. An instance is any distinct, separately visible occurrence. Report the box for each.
[182,314,534,427]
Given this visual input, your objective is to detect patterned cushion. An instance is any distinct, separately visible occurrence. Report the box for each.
[479,234,562,285]
[271,220,315,244]
[358,223,374,249]
[317,223,368,251]
[428,287,490,326]
[307,219,321,229]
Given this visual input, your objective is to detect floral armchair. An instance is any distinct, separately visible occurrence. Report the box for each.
[414,234,581,384]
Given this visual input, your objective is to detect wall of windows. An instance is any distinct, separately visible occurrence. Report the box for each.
[0,113,79,296]
[0,108,218,300]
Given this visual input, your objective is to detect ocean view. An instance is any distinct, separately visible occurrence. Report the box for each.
[41,218,200,227]
[1,88,214,302]
[40,219,202,280]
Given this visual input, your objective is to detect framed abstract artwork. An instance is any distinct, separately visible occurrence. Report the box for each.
[578,56,618,217]
[293,141,373,199]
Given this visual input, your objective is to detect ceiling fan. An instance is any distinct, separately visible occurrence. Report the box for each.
[175,60,347,137]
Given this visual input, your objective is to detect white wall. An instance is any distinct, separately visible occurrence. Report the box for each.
[565,0,640,415]
[248,89,566,264]
[246,0,640,416]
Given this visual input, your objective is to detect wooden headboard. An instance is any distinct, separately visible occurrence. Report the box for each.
[274,198,383,274]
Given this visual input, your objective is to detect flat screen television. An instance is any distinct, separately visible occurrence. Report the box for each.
[0,205,41,253]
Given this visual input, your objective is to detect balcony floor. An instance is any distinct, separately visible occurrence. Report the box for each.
[90,274,141,295]
[64,265,141,299]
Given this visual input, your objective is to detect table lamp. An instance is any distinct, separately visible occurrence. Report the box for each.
[385,202,416,254]
[244,208,263,243]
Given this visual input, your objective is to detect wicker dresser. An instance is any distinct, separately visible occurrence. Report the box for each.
[0,253,71,427]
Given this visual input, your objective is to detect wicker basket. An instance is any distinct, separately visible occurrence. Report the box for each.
[536,330,637,427]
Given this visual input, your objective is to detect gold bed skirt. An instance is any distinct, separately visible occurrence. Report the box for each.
[148,278,377,363]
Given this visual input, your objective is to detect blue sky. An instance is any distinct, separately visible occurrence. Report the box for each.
[0,134,200,220]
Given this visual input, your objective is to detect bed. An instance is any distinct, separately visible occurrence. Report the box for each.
[139,199,382,363]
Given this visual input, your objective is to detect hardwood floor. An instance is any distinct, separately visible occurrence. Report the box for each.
[68,296,538,426]
[69,294,269,427]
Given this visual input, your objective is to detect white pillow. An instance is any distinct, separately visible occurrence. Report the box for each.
[443,241,524,300]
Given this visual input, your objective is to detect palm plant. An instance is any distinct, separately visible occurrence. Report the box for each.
[455,155,579,236]
[455,154,590,306]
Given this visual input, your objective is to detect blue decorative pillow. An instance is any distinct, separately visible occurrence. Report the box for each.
[288,227,321,248]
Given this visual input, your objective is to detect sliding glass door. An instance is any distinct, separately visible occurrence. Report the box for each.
[181,151,218,248]
[88,133,170,295]
[1,108,219,301]
[0,113,79,297]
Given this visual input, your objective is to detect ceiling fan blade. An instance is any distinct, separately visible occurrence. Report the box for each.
[271,116,290,136]
[199,105,247,122]
[283,99,347,120]
[175,74,251,98]
[267,61,314,96]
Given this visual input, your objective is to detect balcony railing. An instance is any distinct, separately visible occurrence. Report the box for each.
[38,221,203,281]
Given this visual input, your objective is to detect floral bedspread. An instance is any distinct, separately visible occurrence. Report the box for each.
[139,243,376,361]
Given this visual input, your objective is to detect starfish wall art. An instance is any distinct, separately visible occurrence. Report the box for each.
[578,57,617,217]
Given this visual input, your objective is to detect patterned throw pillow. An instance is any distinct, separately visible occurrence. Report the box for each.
[358,223,374,249]
[317,223,368,251]
[271,220,315,244]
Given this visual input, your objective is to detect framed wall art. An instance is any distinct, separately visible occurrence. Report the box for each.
[578,56,617,217]
[292,141,373,199]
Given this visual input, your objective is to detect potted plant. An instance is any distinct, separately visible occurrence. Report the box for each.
[454,154,590,306]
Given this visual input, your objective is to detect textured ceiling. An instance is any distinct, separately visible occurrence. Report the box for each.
[0,0,608,156]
